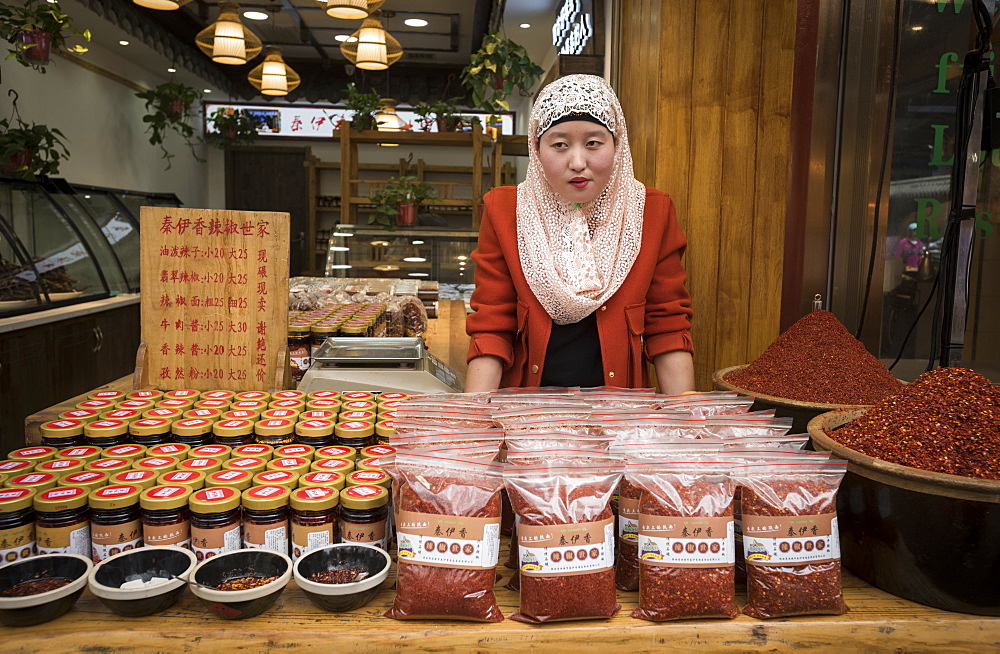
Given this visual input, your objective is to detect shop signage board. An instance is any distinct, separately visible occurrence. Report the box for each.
[138,207,290,391]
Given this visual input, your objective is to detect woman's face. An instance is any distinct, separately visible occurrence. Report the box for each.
[537,120,615,204]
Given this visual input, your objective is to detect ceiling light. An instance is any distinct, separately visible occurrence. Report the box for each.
[133,0,192,10]
[196,2,263,65]
[456,255,467,261]
[83,195,91,199]
[333,231,354,237]
[408,272,429,277]
[335,34,351,42]
[248,46,300,96]
[340,11,402,71]
[166,67,176,73]
[118,40,129,46]
[243,10,268,20]
[371,240,390,246]
[324,0,383,20]
[911,25,924,31]
[519,23,530,28]
[329,264,353,269]
[411,240,424,245]
[376,98,404,133]
[403,257,426,263]
[374,264,399,271]
[203,89,212,93]
[330,246,349,251]
[404,18,428,27]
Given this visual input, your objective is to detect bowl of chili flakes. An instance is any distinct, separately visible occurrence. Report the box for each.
[189,548,293,619]
[293,543,391,612]
[0,553,93,627]
[809,407,1000,616]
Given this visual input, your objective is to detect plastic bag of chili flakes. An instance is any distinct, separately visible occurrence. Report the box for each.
[627,457,740,620]
[503,453,625,623]
[734,459,849,619]
[382,451,505,622]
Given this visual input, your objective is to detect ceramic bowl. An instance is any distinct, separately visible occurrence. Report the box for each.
[189,548,292,619]
[0,553,93,627]
[88,546,197,617]
[293,543,391,612]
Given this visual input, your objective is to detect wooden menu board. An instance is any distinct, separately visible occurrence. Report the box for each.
[138,207,289,391]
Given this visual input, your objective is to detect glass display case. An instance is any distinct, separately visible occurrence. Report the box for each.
[324,225,478,284]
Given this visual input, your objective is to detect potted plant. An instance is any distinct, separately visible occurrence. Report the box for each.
[205,108,258,149]
[413,97,465,133]
[343,82,383,131]
[0,116,69,181]
[368,176,438,229]
[0,0,90,71]
[461,31,543,114]
[135,82,204,169]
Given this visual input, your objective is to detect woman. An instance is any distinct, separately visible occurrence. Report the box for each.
[465,74,694,393]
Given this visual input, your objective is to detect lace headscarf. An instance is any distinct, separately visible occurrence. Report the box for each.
[517,74,645,325]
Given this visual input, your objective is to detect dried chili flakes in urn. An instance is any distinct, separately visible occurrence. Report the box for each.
[734,460,849,619]
[382,451,504,622]
[503,452,624,623]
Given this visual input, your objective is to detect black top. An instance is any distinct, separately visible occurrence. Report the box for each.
[541,312,604,387]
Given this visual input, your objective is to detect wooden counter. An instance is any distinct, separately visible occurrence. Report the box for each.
[2,561,997,652]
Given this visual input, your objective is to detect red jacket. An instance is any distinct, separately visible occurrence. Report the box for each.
[466,186,694,388]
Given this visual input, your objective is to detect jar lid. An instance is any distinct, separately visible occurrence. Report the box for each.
[339,324,366,335]
[8,446,57,463]
[241,484,291,510]
[268,399,305,410]
[223,410,261,421]
[148,443,191,459]
[339,410,377,423]
[231,400,268,412]
[289,325,311,336]
[164,389,201,400]
[299,471,345,491]
[143,408,184,420]
[190,486,241,513]
[85,420,129,438]
[222,457,267,474]
[205,469,253,491]
[310,458,354,474]
[212,419,254,437]
[158,470,206,490]
[140,485,193,510]
[177,457,224,474]
[0,487,35,512]
[133,456,180,472]
[194,399,231,410]
[300,411,337,422]
[77,399,115,411]
[272,390,306,400]
[375,420,395,438]
[339,484,388,509]
[260,409,300,421]
[100,409,142,422]
[40,420,85,439]
[305,399,341,412]
[360,445,395,459]
[172,418,213,437]
[315,446,357,462]
[57,409,100,423]
[103,444,147,461]
[60,470,110,490]
[235,391,271,402]
[127,389,163,402]
[0,460,34,474]
[376,392,408,403]
[156,399,196,412]
[306,391,340,401]
[310,324,336,334]
[274,444,315,460]
[84,458,132,473]
[335,421,375,439]
[129,418,173,436]
[378,401,404,412]
[340,391,375,402]
[115,399,155,411]
[266,457,310,474]
[341,400,377,412]
[200,390,236,401]
[379,412,397,421]
[356,458,383,472]
[55,446,102,463]
[183,408,223,421]
[36,458,86,475]
[346,469,390,488]
[254,419,295,437]
[34,485,89,510]
[89,484,142,509]
[290,485,339,510]
[190,445,232,459]
[109,469,158,490]
[252,470,299,489]
[295,420,335,439]
[88,390,125,402]
[232,444,273,460]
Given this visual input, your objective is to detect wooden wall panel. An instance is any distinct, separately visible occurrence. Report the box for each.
[616,0,798,389]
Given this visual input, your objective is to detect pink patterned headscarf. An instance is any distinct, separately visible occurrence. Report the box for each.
[517,75,645,325]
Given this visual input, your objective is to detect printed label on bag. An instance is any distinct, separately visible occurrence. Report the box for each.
[192,524,241,560]
[618,496,639,542]
[37,523,91,557]
[92,520,143,562]
[742,514,839,566]
[395,511,500,569]
[518,517,614,576]
[0,524,35,563]
[638,514,734,567]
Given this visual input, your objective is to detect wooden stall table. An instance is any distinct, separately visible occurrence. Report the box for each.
[1,551,998,652]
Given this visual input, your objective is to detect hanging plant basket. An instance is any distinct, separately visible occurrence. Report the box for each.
[0,0,90,73]
[4,149,34,177]
[396,202,418,226]
[17,29,51,64]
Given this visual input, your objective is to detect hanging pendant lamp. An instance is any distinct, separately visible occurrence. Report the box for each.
[340,11,402,71]
[133,0,192,10]
[195,2,262,65]
[322,0,383,20]
[248,46,300,96]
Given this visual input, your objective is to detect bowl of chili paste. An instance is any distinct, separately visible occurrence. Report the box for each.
[190,548,292,619]
[293,543,390,612]
[0,553,93,626]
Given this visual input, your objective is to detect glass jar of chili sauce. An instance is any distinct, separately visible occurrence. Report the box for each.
[338,484,389,550]
[241,485,290,556]
[139,485,193,549]
[89,484,143,562]
[34,485,91,557]
[189,486,242,561]
[290,485,339,562]
[0,487,36,564]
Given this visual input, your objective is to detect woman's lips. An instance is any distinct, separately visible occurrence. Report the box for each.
[569,178,590,189]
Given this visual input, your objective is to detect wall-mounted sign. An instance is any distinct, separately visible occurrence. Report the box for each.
[553,0,594,56]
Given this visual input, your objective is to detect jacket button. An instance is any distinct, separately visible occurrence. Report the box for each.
[531,364,539,374]
[600,305,607,311]
[608,371,615,378]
